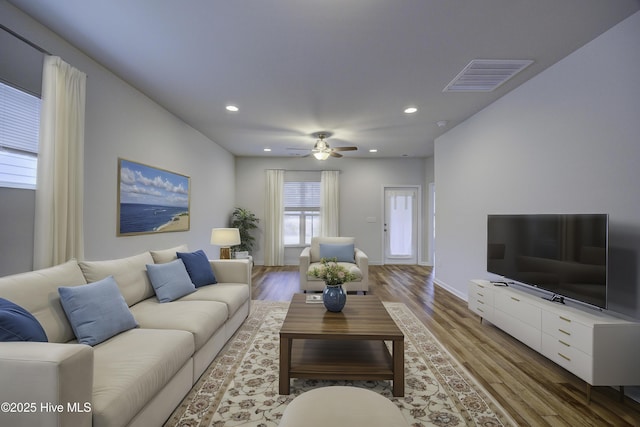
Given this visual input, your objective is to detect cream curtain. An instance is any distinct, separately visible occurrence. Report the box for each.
[34,56,87,269]
[320,170,339,236]
[264,169,284,266]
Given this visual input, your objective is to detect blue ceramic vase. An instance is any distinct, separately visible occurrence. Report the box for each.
[323,284,347,312]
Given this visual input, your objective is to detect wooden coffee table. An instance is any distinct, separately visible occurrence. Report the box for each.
[279,293,405,396]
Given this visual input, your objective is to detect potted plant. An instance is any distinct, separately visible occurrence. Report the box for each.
[230,207,259,258]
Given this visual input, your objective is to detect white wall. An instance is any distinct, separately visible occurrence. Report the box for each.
[434,11,640,319]
[0,3,236,271]
[235,156,428,265]
[0,188,35,274]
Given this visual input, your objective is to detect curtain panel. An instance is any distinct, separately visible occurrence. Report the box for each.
[320,170,339,237]
[34,56,86,269]
[264,169,284,266]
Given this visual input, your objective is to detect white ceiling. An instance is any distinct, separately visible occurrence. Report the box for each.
[7,0,640,158]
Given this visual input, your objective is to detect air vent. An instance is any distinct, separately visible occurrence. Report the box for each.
[443,59,534,92]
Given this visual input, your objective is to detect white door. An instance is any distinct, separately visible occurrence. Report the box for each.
[384,187,418,264]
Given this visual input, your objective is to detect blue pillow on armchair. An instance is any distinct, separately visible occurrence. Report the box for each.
[319,243,355,263]
[177,249,217,287]
[0,298,48,342]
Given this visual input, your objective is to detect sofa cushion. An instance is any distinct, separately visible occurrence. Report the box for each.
[0,259,86,343]
[146,259,196,303]
[150,244,189,264]
[91,328,194,427]
[310,237,355,263]
[80,252,155,307]
[129,299,227,350]
[319,243,355,263]
[177,250,217,287]
[0,298,48,342]
[178,283,250,318]
[58,276,138,346]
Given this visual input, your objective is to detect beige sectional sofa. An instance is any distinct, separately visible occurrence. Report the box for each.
[0,245,251,427]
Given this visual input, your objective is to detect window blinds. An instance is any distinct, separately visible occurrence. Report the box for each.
[283,181,320,208]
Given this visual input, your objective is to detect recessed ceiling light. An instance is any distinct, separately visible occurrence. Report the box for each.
[225,105,239,112]
[404,107,418,114]
[263,148,271,152]
[369,149,378,153]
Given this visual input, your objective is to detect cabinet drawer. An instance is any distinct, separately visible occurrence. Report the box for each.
[495,291,541,328]
[494,309,541,351]
[542,333,592,382]
[469,299,493,319]
[468,281,494,320]
[542,312,592,355]
[469,283,494,304]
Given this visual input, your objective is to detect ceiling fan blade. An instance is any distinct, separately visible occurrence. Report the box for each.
[332,146,358,152]
[329,151,343,158]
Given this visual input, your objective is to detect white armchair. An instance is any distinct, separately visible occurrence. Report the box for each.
[299,237,369,293]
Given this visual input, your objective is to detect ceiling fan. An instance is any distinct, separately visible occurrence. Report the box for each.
[310,132,357,160]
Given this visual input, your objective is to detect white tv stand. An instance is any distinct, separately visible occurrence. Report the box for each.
[468,279,640,402]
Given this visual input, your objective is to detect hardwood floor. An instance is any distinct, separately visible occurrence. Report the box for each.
[252,264,640,426]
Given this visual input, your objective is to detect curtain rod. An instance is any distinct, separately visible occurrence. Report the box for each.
[1,24,87,79]
[1,24,51,55]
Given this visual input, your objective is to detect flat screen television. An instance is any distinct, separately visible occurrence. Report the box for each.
[487,214,608,309]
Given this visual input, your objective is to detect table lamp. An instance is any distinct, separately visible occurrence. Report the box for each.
[211,228,241,259]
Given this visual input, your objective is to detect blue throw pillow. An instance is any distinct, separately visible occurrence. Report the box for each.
[58,276,138,346]
[177,249,217,287]
[146,259,196,302]
[319,243,355,263]
[0,298,48,342]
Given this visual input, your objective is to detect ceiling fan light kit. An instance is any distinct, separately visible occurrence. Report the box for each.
[310,132,357,160]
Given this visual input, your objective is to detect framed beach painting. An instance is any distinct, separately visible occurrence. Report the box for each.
[117,158,191,236]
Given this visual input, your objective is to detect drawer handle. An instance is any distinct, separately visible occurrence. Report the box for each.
[511,297,520,302]
[478,292,484,297]
[478,284,485,289]
[559,316,572,323]
[559,340,571,347]
[558,353,571,362]
[478,308,484,313]
[477,300,484,304]
[558,329,571,336]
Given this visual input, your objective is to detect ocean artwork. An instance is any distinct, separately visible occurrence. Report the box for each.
[118,159,190,235]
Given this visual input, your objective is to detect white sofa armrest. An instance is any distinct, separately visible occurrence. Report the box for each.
[355,248,369,288]
[0,342,93,427]
[210,259,252,286]
[299,247,311,280]
[355,248,368,268]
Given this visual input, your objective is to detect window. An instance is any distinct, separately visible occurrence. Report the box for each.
[0,81,41,189]
[284,181,320,245]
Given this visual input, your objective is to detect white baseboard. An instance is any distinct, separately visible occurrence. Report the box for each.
[434,277,467,301]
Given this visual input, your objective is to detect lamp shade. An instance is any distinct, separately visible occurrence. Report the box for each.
[210,228,241,246]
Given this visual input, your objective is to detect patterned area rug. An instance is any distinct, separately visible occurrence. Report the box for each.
[165,301,516,427]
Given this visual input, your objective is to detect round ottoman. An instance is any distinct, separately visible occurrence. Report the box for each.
[279,386,409,427]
